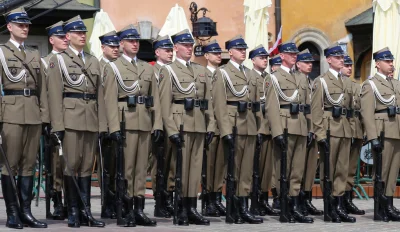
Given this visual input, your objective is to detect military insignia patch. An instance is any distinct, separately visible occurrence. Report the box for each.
[159,73,164,82]
[49,62,55,68]
[212,74,218,83]
[36,69,40,74]
[71,74,77,81]
[199,74,205,77]
[265,82,270,88]
[11,68,17,75]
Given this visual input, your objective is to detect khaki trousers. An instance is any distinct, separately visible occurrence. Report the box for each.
[206,136,226,192]
[346,139,362,191]
[259,136,274,192]
[319,137,350,196]
[274,134,306,196]
[62,129,96,177]
[1,123,40,176]
[303,140,319,191]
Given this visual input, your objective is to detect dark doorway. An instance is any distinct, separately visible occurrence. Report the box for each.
[298,42,320,80]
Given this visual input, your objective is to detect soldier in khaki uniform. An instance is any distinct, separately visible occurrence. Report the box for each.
[202,40,226,217]
[341,55,365,215]
[41,21,69,221]
[150,35,174,218]
[266,42,312,223]
[212,35,263,224]
[361,47,400,221]
[158,29,215,226]
[295,49,323,216]
[97,31,120,219]
[248,45,280,217]
[47,16,106,228]
[270,54,282,73]
[0,8,49,229]
[103,25,161,226]
[311,43,355,223]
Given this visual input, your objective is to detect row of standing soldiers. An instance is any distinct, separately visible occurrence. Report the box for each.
[1,6,399,230]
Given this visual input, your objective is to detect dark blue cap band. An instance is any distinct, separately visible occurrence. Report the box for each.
[249,47,268,59]
[172,33,194,44]
[225,38,248,50]
[118,28,140,40]
[100,35,120,46]
[296,52,314,62]
[6,12,30,24]
[48,26,65,36]
[63,21,87,33]
[153,39,173,50]
[344,55,353,65]
[269,56,282,66]
[203,43,222,53]
[373,50,394,61]
[324,46,344,57]
[278,43,299,53]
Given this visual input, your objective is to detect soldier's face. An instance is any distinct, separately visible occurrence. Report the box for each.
[296,61,313,74]
[7,23,29,40]
[271,64,280,72]
[229,48,246,63]
[376,60,394,76]
[174,43,193,61]
[327,55,344,71]
[252,56,268,70]
[49,35,68,52]
[66,31,86,48]
[280,52,297,67]
[121,39,140,56]
[341,64,352,77]
[205,52,222,66]
[155,48,173,63]
[102,45,120,60]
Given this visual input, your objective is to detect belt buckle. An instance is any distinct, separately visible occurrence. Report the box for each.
[23,88,31,97]
[396,107,400,114]
[137,96,144,104]
[83,92,90,100]
[247,102,252,109]
[341,108,347,115]
[299,104,304,112]
[194,99,200,107]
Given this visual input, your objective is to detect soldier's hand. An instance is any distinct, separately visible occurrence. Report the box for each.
[256,134,264,146]
[371,139,382,152]
[110,131,123,144]
[307,132,314,147]
[169,134,182,147]
[152,130,164,144]
[42,123,51,137]
[98,132,108,142]
[317,138,329,151]
[223,134,234,149]
[51,131,65,145]
[274,134,286,150]
[206,132,214,146]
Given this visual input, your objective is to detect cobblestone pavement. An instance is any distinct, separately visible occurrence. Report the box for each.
[0,186,399,231]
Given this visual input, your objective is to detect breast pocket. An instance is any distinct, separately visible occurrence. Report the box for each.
[7,60,22,75]
[197,76,207,98]
[31,61,41,75]
[140,74,152,94]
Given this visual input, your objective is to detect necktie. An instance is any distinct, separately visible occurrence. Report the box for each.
[186,62,193,75]
[131,60,137,74]
[78,53,84,64]
[19,45,26,60]
[261,72,267,78]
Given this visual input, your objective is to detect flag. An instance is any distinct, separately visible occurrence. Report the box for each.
[268,26,282,56]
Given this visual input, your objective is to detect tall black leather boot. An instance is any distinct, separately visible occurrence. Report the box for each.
[238,197,263,224]
[17,176,47,228]
[386,196,400,221]
[134,196,157,226]
[176,197,189,226]
[259,192,280,216]
[204,192,220,217]
[304,191,323,215]
[271,188,280,210]
[154,191,171,218]
[165,191,175,215]
[214,192,226,216]
[343,190,365,215]
[334,196,356,223]
[78,176,105,227]
[187,197,210,225]
[388,196,400,215]
[64,176,80,227]
[52,191,66,220]
[298,190,309,216]
[2,175,23,229]
[290,196,313,223]
[101,190,117,219]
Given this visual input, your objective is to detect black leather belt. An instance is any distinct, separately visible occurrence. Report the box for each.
[3,89,37,97]
[174,99,204,107]
[63,92,96,100]
[119,95,146,104]
[375,109,387,113]
[279,104,306,112]
[227,101,253,108]
[324,107,348,115]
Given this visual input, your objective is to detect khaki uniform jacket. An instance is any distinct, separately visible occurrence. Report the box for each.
[158,60,215,137]
[0,41,49,124]
[206,68,220,136]
[350,79,363,139]
[361,73,400,140]
[311,71,353,141]
[47,47,107,133]
[211,61,261,137]
[103,57,162,134]
[305,75,315,133]
[266,68,308,138]
[253,69,270,136]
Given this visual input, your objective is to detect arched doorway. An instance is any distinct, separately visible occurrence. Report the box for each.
[298,42,321,80]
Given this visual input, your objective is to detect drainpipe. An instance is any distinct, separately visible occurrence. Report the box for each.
[275,0,281,37]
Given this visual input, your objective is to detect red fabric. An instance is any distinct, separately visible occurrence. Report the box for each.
[268,26,282,56]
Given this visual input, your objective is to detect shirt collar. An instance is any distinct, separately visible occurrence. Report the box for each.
[176,57,190,66]
[9,39,24,51]
[69,45,82,56]
[376,72,387,81]
[280,65,291,74]
[156,60,166,66]
[329,68,339,80]
[253,69,262,76]
[229,60,243,71]
[51,50,60,54]
[122,54,137,64]
[207,66,216,73]
[102,57,110,63]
